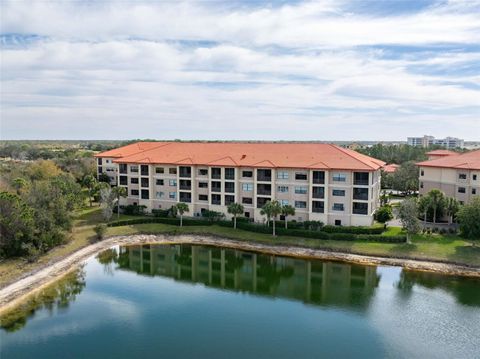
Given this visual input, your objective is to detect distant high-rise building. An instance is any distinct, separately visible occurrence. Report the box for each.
[407,135,464,149]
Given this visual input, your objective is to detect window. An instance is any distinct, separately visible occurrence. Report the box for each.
[169,192,176,199]
[312,187,324,199]
[130,165,138,173]
[277,186,289,193]
[156,179,164,186]
[242,183,253,191]
[105,159,111,164]
[119,176,128,185]
[169,179,177,187]
[280,199,289,206]
[225,195,235,205]
[224,182,235,193]
[277,171,289,180]
[211,181,221,192]
[211,167,221,179]
[459,173,467,180]
[313,171,325,184]
[179,166,192,178]
[420,182,424,189]
[257,183,271,195]
[131,189,139,196]
[156,191,164,199]
[198,168,208,176]
[169,168,177,175]
[141,165,149,176]
[130,177,139,184]
[458,187,466,193]
[312,201,324,213]
[155,167,164,174]
[473,174,478,181]
[333,173,346,182]
[199,194,208,201]
[353,172,369,185]
[295,201,307,208]
[119,164,127,174]
[335,220,342,226]
[420,170,424,176]
[257,169,271,181]
[333,189,345,196]
[97,158,103,165]
[242,197,253,205]
[295,186,307,194]
[141,178,149,187]
[198,182,208,188]
[353,202,368,215]
[98,166,103,174]
[141,189,149,199]
[257,197,270,208]
[295,172,307,181]
[353,188,368,200]
[225,168,235,180]
[179,192,191,203]
[242,170,253,178]
[211,194,221,205]
[179,180,191,190]
[332,203,344,211]
[472,188,477,195]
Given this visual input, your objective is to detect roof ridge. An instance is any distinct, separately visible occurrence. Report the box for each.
[329,144,377,170]
[117,142,171,161]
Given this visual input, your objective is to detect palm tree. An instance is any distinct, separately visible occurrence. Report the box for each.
[112,186,127,220]
[262,200,282,237]
[281,205,295,229]
[418,195,432,226]
[426,189,446,224]
[227,202,244,229]
[445,197,459,225]
[260,206,271,227]
[174,202,189,227]
[82,174,98,207]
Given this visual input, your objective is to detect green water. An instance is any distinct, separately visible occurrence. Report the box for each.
[1,243,479,358]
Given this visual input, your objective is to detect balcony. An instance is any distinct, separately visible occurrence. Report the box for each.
[224,183,235,193]
[353,172,369,186]
[257,169,272,182]
[353,188,369,201]
[353,202,368,215]
[313,171,325,184]
[119,164,127,174]
[179,180,191,191]
[179,166,192,178]
[312,187,324,199]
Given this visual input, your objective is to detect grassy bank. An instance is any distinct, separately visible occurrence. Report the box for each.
[1,207,479,288]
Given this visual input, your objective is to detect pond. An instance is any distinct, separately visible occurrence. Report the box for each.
[1,243,479,358]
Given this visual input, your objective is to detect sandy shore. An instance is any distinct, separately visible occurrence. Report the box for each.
[1,234,479,315]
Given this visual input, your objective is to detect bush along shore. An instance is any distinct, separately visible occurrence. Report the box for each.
[107,217,407,243]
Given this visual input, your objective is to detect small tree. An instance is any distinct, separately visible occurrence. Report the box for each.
[260,206,271,227]
[94,223,107,241]
[227,203,244,229]
[457,197,480,241]
[82,174,98,207]
[100,185,115,222]
[281,205,295,229]
[426,189,446,224]
[445,197,460,225]
[174,202,189,227]
[375,205,393,225]
[418,195,432,226]
[112,186,128,220]
[398,198,421,243]
[266,200,282,236]
[12,177,29,195]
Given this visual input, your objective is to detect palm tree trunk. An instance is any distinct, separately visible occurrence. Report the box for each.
[433,208,436,224]
[180,215,183,227]
[273,219,276,237]
[234,215,237,229]
[117,197,120,220]
[285,217,287,229]
[424,212,427,225]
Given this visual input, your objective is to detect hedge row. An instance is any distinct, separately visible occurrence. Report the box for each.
[108,218,405,243]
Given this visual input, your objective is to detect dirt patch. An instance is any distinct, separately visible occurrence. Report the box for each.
[1,234,479,315]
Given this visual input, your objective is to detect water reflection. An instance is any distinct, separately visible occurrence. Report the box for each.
[116,244,381,310]
[396,270,480,306]
[0,268,86,332]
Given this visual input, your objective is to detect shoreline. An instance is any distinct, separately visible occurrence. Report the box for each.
[1,234,479,315]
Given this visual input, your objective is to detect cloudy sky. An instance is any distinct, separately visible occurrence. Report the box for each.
[1,0,479,141]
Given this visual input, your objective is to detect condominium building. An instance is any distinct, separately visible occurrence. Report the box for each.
[407,135,464,149]
[95,142,385,226]
[417,150,480,204]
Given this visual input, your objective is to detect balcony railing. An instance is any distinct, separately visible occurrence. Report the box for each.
[180,185,191,190]
[353,208,368,215]
[353,180,369,186]
[211,187,221,193]
[257,190,271,196]
[353,193,368,201]
[312,207,324,213]
[211,199,221,205]
[257,175,271,182]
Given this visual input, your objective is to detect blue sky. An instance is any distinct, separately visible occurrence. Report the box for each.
[1,0,479,141]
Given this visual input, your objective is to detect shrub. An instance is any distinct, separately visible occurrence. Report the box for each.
[151,209,170,218]
[120,204,147,216]
[201,210,225,222]
[94,224,107,241]
[357,234,406,243]
[374,206,394,224]
[321,225,385,235]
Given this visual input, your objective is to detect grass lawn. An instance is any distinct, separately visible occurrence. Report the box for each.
[1,206,479,289]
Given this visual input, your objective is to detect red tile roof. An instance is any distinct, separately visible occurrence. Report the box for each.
[417,149,480,170]
[425,149,460,156]
[96,142,385,171]
[382,164,399,173]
